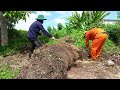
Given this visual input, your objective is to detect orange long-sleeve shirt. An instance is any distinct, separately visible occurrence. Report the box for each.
[85,28,106,47]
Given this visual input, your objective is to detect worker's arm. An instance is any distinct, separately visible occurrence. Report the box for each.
[37,22,53,38]
[85,32,90,48]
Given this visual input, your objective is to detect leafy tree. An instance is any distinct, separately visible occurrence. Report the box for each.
[3,11,30,24]
[47,26,52,33]
[0,11,31,46]
[57,23,63,30]
[3,11,30,30]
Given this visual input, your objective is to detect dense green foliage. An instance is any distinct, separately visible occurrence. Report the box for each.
[47,26,52,33]
[104,24,120,45]
[66,11,110,31]
[0,29,30,56]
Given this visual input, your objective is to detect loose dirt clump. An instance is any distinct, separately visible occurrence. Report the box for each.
[15,43,81,79]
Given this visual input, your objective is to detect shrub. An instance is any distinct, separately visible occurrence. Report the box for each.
[104,24,120,45]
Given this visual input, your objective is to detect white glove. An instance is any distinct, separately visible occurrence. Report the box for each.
[52,36,56,40]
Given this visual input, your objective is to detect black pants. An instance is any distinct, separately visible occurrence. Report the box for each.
[28,37,42,53]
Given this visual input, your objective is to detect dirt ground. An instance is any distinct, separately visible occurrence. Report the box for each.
[67,51,120,79]
[0,42,120,79]
[68,60,120,79]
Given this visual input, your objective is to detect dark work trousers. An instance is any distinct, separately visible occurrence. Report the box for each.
[28,37,42,53]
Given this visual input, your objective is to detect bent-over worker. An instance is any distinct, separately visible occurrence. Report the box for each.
[84,28,107,60]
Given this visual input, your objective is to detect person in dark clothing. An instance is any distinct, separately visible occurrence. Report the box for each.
[28,15,55,54]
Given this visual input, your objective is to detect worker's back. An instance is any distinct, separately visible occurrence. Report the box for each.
[95,28,105,36]
[28,21,40,38]
[86,28,105,40]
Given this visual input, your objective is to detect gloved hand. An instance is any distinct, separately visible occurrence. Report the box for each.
[51,36,56,40]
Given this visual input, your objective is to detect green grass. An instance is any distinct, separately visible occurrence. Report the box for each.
[0,64,19,79]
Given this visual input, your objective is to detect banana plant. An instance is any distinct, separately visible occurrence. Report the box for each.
[66,11,110,31]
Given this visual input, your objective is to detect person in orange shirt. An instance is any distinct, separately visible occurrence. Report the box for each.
[84,28,107,60]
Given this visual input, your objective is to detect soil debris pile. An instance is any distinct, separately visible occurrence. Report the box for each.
[15,43,81,79]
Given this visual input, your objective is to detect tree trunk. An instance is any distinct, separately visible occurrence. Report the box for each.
[0,11,8,46]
